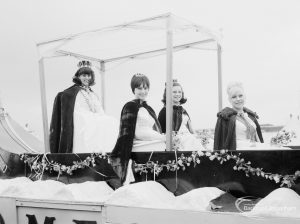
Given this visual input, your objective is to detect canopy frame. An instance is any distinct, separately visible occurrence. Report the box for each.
[37,13,222,153]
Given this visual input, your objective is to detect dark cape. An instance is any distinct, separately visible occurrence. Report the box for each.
[110,99,161,183]
[158,105,190,133]
[49,85,82,153]
[213,107,264,151]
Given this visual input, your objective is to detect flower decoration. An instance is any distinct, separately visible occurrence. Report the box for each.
[20,153,108,180]
[20,150,300,189]
[270,129,296,146]
[134,149,300,188]
[195,129,212,147]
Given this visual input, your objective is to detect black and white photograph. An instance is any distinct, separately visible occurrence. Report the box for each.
[1,0,300,223]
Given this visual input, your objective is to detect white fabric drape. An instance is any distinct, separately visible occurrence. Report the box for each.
[73,90,118,153]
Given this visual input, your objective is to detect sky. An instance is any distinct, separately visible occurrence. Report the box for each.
[1,0,300,141]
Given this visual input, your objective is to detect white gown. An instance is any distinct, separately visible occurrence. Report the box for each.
[72,89,118,153]
[126,107,166,184]
[235,113,290,150]
[132,107,165,152]
[176,114,205,151]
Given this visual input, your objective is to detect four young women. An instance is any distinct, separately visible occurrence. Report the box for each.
[49,60,265,184]
[50,60,263,155]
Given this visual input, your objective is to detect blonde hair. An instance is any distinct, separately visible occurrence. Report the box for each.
[226,82,244,96]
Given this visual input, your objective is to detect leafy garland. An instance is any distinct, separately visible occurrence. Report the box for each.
[134,149,300,188]
[20,150,300,188]
[20,153,108,180]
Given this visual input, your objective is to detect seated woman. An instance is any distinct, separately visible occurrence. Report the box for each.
[158,80,206,151]
[110,73,165,184]
[50,60,118,153]
[213,82,264,150]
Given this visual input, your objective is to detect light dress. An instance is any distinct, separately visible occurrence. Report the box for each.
[236,112,259,149]
[72,89,118,153]
[132,107,165,152]
[125,107,165,185]
[234,112,286,150]
[176,114,205,151]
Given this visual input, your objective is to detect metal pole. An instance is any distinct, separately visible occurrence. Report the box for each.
[0,94,3,110]
[38,58,50,152]
[166,14,173,151]
[100,61,106,111]
[217,43,223,111]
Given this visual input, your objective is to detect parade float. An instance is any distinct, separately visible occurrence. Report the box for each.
[1,13,300,224]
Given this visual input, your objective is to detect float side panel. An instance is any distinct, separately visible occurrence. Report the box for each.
[104,205,300,224]
[17,206,102,224]
[0,197,18,224]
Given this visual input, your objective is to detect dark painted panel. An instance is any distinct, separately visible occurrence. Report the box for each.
[1,149,300,197]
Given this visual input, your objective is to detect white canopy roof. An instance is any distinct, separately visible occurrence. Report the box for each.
[37,13,219,63]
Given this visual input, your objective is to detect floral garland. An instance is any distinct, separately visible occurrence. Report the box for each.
[20,153,108,180]
[134,149,300,188]
[20,150,300,188]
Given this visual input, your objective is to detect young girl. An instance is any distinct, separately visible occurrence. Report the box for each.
[110,73,165,184]
[213,82,264,150]
[50,60,118,153]
[158,80,205,151]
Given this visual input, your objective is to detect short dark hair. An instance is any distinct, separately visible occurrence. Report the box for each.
[73,67,95,86]
[130,73,150,93]
[162,82,187,105]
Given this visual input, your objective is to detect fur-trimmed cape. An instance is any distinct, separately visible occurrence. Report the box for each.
[158,105,190,133]
[213,107,264,151]
[49,85,82,153]
[109,99,161,183]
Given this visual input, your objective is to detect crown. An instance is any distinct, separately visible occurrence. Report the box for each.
[133,73,145,77]
[77,60,92,68]
[165,79,179,86]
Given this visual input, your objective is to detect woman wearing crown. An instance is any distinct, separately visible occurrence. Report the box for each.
[158,80,206,151]
[50,61,118,153]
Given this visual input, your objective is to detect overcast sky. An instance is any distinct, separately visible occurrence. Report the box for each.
[1,0,300,141]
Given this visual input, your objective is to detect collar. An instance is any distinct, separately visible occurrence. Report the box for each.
[132,99,147,107]
[218,107,259,120]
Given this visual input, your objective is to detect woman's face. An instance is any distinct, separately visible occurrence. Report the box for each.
[228,86,245,111]
[79,73,91,87]
[172,85,183,105]
[134,83,149,101]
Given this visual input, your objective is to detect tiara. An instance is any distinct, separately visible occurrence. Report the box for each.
[133,73,145,77]
[165,79,179,86]
[77,60,92,68]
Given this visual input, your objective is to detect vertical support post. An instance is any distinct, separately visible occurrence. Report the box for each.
[100,61,106,111]
[217,43,223,111]
[38,58,50,152]
[0,93,3,110]
[166,14,173,151]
